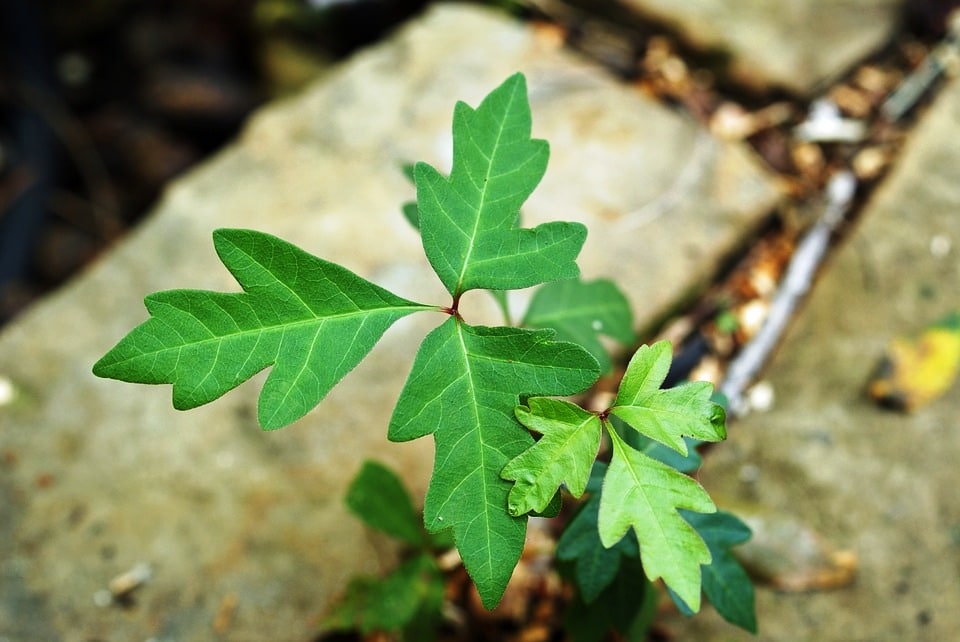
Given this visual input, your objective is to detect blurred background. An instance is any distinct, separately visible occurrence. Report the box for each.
[0,0,442,324]
[2,0,956,325]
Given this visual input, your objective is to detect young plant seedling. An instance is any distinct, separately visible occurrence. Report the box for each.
[94,73,755,631]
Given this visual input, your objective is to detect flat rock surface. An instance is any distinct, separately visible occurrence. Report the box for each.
[620,0,903,93]
[667,78,960,640]
[0,5,780,640]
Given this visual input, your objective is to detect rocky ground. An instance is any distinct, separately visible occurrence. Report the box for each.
[1,2,958,641]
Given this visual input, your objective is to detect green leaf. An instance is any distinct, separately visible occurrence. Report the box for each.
[402,201,420,230]
[389,317,599,608]
[345,460,426,548]
[557,462,641,603]
[557,493,637,603]
[502,398,602,516]
[616,413,703,473]
[533,490,563,519]
[611,341,726,454]
[400,163,421,230]
[416,72,586,296]
[93,229,433,430]
[523,278,635,373]
[682,510,757,632]
[321,553,443,636]
[564,555,656,642]
[598,428,715,612]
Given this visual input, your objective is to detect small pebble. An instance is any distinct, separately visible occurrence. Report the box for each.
[930,234,951,258]
[0,377,14,406]
[746,380,775,412]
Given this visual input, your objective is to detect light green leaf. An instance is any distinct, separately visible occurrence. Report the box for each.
[682,510,757,632]
[611,341,726,454]
[598,428,716,612]
[92,229,434,430]
[502,398,601,516]
[614,414,703,473]
[345,460,426,548]
[523,278,635,372]
[417,72,586,297]
[389,317,599,608]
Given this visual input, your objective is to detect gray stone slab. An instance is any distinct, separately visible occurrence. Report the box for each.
[0,4,780,640]
[667,79,960,639]
[620,0,903,93]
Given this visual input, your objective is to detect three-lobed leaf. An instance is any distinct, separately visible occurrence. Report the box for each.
[502,398,602,516]
[416,73,586,296]
[93,229,433,429]
[523,278,635,373]
[503,341,728,612]
[389,317,599,608]
[598,428,715,612]
[92,72,742,623]
[611,341,726,454]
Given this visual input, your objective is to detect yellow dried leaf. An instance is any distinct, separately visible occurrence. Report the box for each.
[868,312,960,411]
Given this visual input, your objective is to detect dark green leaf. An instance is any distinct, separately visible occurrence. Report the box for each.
[402,201,420,230]
[683,510,757,632]
[533,490,563,518]
[565,555,656,642]
[93,229,433,430]
[345,460,425,547]
[558,494,624,603]
[523,278,635,373]
[389,317,599,608]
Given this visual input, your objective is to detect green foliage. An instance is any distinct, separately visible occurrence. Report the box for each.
[610,342,727,455]
[679,510,757,632]
[556,464,638,604]
[564,555,657,642]
[321,553,444,640]
[560,464,754,634]
[325,460,447,640]
[599,427,715,611]
[345,460,426,548]
[523,278,635,373]
[93,72,751,629]
[92,229,434,430]
[502,398,601,516]
[415,73,586,297]
[390,318,598,608]
[502,340,726,611]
